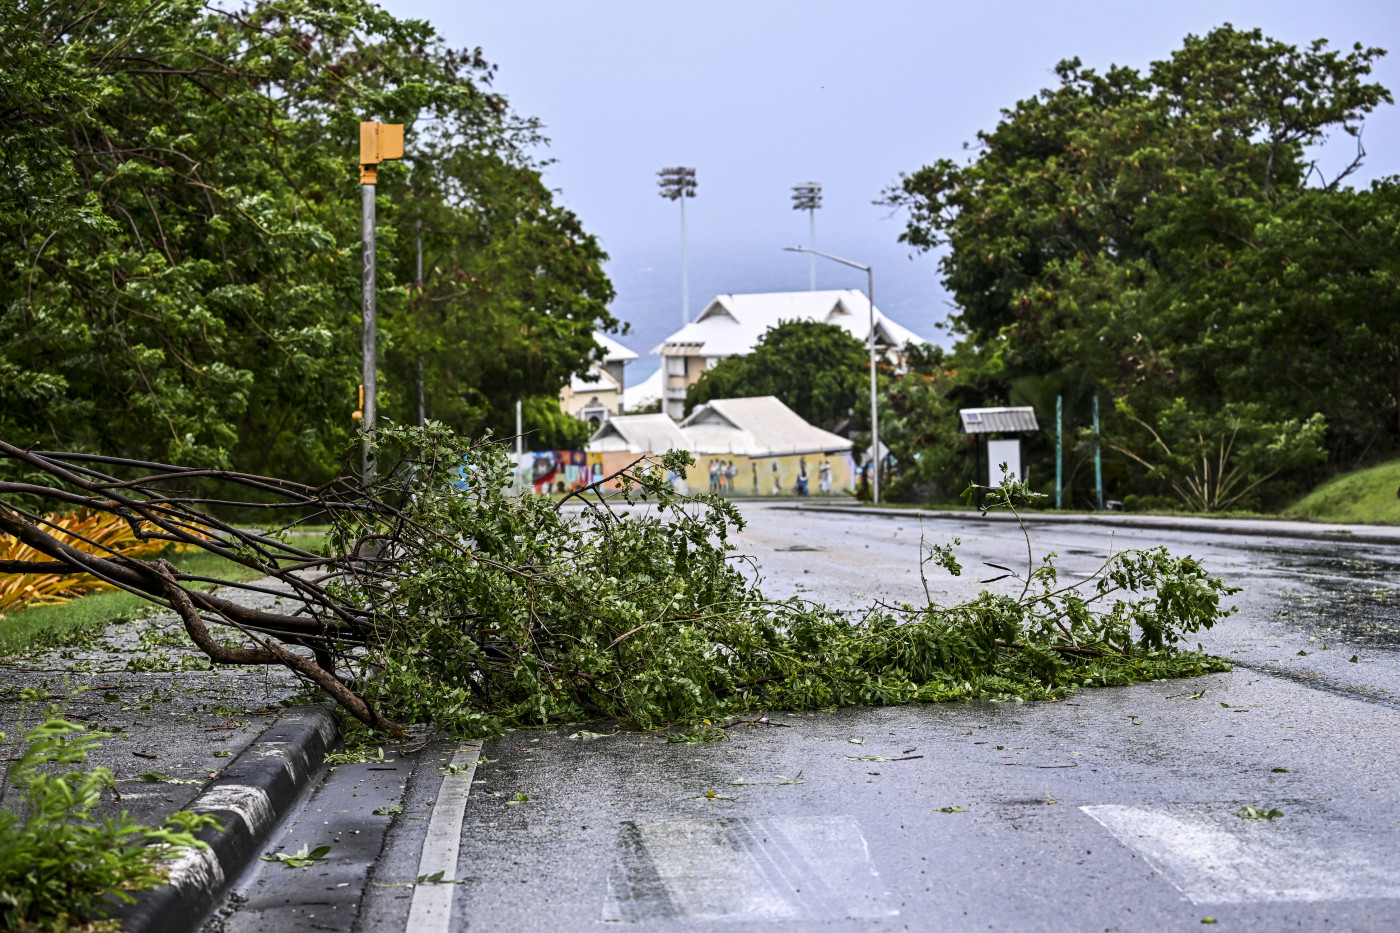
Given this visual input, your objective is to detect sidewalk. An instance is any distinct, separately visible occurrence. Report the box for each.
[0,579,340,933]
[774,501,1400,545]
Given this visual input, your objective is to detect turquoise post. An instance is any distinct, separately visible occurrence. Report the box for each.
[1093,395,1104,511]
[1055,395,1063,510]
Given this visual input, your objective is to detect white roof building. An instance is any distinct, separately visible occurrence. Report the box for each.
[652,290,928,419]
[587,413,692,454]
[588,397,852,459]
[560,331,640,428]
[655,289,922,358]
[594,332,639,367]
[680,396,852,457]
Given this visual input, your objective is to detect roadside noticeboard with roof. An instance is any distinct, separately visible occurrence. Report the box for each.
[958,407,1040,502]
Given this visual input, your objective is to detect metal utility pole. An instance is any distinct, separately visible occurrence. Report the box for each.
[415,217,425,428]
[783,246,880,504]
[790,183,822,290]
[357,120,404,480]
[657,167,697,326]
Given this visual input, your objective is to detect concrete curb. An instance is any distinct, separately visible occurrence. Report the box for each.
[775,504,1400,546]
[111,706,339,933]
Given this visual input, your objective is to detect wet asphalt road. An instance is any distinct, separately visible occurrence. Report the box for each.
[215,504,1400,932]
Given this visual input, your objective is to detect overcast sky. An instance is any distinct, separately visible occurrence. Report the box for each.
[382,0,1399,380]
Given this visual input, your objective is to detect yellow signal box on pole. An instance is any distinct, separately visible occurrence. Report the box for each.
[359,121,403,183]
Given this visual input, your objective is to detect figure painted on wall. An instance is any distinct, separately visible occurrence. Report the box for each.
[771,461,781,495]
[725,461,737,493]
[751,462,758,494]
[819,458,832,494]
[796,457,809,497]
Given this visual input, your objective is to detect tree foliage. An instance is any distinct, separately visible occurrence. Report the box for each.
[884,24,1397,508]
[0,0,613,480]
[684,320,869,430]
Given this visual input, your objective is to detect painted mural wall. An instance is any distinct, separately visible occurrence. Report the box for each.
[521,450,606,494]
[683,452,854,497]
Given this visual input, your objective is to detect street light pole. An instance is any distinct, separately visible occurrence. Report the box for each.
[415,216,425,428]
[657,167,697,326]
[358,120,403,481]
[783,246,880,504]
[790,183,822,291]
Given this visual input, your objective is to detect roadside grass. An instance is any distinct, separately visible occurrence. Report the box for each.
[1284,458,1400,525]
[0,549,271,656]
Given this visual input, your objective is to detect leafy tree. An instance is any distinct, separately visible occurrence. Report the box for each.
[878,343,968,502]
[0,0,614,479]
[684,320,869,430]
[884,25,1396,506]
[1108,400,1328,511]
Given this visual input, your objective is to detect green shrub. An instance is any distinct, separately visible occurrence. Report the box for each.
[0,710,217,930]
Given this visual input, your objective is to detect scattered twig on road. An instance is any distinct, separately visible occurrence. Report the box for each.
[718,717,791,729]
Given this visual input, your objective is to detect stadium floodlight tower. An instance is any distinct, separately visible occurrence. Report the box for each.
[657,166,698,326]
[791,182,823,290]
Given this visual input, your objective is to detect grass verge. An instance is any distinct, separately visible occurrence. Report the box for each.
[1284,458,1400,525]
[0,550,268,656]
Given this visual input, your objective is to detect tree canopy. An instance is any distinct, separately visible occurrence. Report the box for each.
[883,24,1397,509]
[684,320,869,430]
[0,0,611,480]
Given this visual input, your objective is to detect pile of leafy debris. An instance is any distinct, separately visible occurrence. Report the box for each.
[354,427,1234,734]
[1,425,1233,738]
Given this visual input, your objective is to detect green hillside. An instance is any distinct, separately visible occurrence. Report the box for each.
[1285,459,1400,525]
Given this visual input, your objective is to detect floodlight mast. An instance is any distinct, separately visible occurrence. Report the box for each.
[782,245,880,504]
[791,183,822,290]
[657,166,697,326]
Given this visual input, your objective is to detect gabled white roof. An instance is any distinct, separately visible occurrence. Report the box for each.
[587,413,691,454]
[594,331,638,363]
[679,396,853,457]
[568,367,621,394]
[651,290,926,358]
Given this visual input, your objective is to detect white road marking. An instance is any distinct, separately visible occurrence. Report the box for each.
[1082,804,1400,904]
[603,815,896,921]
[405,743,482,932]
